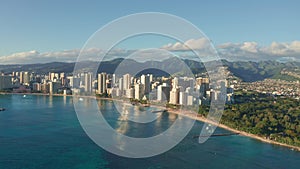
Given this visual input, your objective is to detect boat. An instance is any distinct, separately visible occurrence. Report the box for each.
[0,108,5,111]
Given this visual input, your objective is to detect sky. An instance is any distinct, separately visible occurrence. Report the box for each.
[1,0,300,63]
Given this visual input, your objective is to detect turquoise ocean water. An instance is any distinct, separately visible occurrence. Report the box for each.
[0,94,299,169]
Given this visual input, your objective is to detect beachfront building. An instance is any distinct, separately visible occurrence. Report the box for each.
[0,75,12,90]
[157,83,170,102]
[84,73,92,93]
[169,87,180,105]
[141,74,151,94]
[97,73,107,94]
[134,83,144,100]
[49,81,61,95]
[123,74,131,91]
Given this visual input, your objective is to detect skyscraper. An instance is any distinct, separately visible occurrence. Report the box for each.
[157,83,170,102]
[112,74,116,87]
[141,74,151,94]
[23,72,30,85]
[0,75,12,90]
[123,74,131,91]
[48,81,61,95]
[179,91,188,105]
[118,77,123,94]
[134,83,144,100]
[98,73,107,94]
[19,71,24,84]
[169,87,180,105]
[84,73,92,93]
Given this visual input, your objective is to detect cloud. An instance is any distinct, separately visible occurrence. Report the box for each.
[218,40,300,61]
[0,48,133,64]
[2,40,300,64]
[161,38,211,51]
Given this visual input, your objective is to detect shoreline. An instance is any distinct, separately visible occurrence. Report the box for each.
[1,92,299,152]
[166,109,300,152]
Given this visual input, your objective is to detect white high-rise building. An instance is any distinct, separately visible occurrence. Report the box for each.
[123,74,131,90]
[112,74,116,87]
[149,74,153,83]
[157,83,170,101]
[97,73,107,94]
[84,73,92,93]
[19,71,24,84]
[169,87,180,105]
[187,95,194,106]
[134,83,144,100]
[179,92,188,105]
[118,77,123,94]
[126,88,134,98]
[141,74,151,94]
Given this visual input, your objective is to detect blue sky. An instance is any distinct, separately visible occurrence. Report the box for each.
[1,0,300,63]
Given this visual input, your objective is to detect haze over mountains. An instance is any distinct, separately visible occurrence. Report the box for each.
[0,58,300,82]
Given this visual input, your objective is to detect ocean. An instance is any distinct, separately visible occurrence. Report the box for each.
[0,94,299,169]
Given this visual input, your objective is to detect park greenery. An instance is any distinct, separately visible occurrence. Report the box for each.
[198,90,300,147]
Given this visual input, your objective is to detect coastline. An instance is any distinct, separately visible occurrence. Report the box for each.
[166,109,300,152]
[1,92,299,152]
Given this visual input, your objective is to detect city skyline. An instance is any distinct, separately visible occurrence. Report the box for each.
[1,1,300,167]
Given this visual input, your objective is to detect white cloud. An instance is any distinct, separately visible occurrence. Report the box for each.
[2,40,300,64]
[0,48,132,64]
[161,38,211,51]
[162,39,300,61]
[218,40,300,61]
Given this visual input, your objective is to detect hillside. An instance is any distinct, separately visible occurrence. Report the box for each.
[1,59,300,82]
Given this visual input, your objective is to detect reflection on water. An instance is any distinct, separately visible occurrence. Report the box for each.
[48,95,53,108]
[94,100,178,138]
[111,101,163,124]
[63,96,67,106]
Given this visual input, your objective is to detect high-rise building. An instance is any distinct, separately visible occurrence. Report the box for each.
[23,72,30,85]
[126,88,134,98]
[84,73,92,93]
[32,83,41,92]
[157,83,170,102]
[149,74,153,83]
[123,74,131,90]
[141,74,151,94]
[169,87,180,105]
[134,83,144,100]
[41,83,49,94]
[173,77,179,89]
[200,82,209,97]
[179,91,188,105]
[49,82,61,95]
[19,71,24,84]
[112,74,116,87]
[98,73,107,94]
[118,77,123,93]
[0,75,12,90]
[187,95,193,106]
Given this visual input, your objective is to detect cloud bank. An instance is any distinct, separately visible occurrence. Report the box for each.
[1,39,300,64]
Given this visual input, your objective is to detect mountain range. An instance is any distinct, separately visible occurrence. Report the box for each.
[1,58,300,82]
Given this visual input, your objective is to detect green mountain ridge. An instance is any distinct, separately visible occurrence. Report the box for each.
[0,59,300,82]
